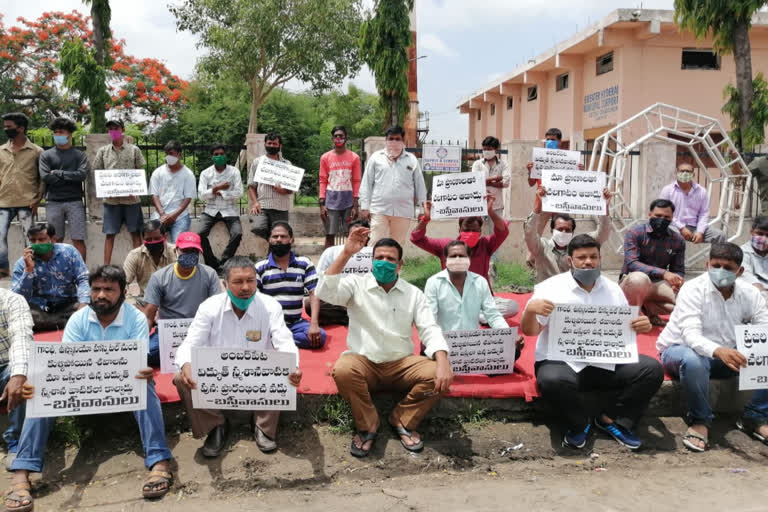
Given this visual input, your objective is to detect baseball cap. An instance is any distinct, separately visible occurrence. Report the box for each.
[175,232,202,252]
[106,118,124,129]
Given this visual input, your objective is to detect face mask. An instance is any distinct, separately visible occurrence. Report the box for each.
[372,259,398,284]
[571,267,601,287]
[227,288,256,311]
[649,217,671,234]
[265,146,281,155]
[545,139,558,149]
[165,155,179,166]
[446,257,471,273]
[4,128,18,139]
[458,231,481,248]
[212,155,227,167]
[91,294,124,316]
[551,229,573,248]
[677,171,694,183]
[53,134,69,146]
[482,150,496,160]
[385,140,404,158]
[108,130,123,142]
[708,267,738,288]
[144,239,165,257]
[177,252,199,269]
[269,243,292,257]
[30,243,54,256]
[753,235,768,252]
[333,137,346,148]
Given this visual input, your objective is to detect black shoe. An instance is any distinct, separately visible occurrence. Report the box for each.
[202,420,229,458]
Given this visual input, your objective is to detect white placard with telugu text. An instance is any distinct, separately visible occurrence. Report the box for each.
[430,171,488,219]
[541,169,606,216]
[95,169,148,198]
[445,328,517,375]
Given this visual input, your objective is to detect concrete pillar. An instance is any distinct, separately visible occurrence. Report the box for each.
[364,136,386,159]
[84,133,112,221]
[501,140,542,220]
[245,133,266,171]
[637,141,676,217]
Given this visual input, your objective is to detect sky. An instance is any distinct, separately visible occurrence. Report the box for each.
[3,0,679,143]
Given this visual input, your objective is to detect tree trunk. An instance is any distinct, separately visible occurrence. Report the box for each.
[90,3,107,133]
[733,18,754,152]
[248,84,262,134]
[389,93,399,127]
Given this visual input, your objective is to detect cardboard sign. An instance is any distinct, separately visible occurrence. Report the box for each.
[541,169,606,215]
[252,158,305,192]
[445,328,517,375]
[431,171,488,219]
[530,148,581,179]
[95,169,148,198]
[158,318,194,374]
[736,325,768,390]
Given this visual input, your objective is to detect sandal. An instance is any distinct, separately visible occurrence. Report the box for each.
[5,481,33,512]
[350,431,377,458]
[142,469,173,499]
[736,419,768,446]
[390,423,424,453]
[682,428,709,452]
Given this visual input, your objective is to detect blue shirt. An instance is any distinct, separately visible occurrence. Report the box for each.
[11,243,90,310]
[255,251,318,325]
[62,302,149,344]
[424,270,507,332]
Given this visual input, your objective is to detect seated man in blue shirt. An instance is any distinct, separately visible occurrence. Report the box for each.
[11,223,89,331]
[5,266,174,511]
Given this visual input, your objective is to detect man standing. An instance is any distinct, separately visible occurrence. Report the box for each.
[38,117,88,261]
[197,145,243,271]
[659,162,726,244]
[319,125,361,248]
[248,133,292,242]
[522,234,662,450]
[740,215,768,301]
[149,140,196,243]
[472,136,510,234]
[316,228,453,457]
[174,256,302,456]
[525,128,570,236]
[0,113,43,278]
[11,223,89,331]
[359,125,426,247]
[93,118,146,264]
[123,220,177,301]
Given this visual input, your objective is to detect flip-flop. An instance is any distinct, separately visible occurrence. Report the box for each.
[390,423,424,453]
[4,481,33,512]
[350,431,377,458]
[682,428,708,452]
[736,419,768,446]
[142,469,173,499]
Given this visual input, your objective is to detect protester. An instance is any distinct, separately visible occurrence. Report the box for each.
[174,256,302,456]
[248,133,292,242]
[93,118,146,264]
[359,125,426,247]
[659,162,726,244]
[255,222,326,349]
[123,220,177,302]
[5,266,174,511]
[149,140,196,243]
[525,128,574,236]
[620,199,685,326]
[525,186,613,283]
[471,136,511,234]
[0,113,43,278]
[38,117,88,261]
[319,125,361,248]
[197,144,243,271]
[316,228,453,457]
[11,223,89,331]
[522,234,662,450]
[143,232,221,367]
[657,243,768,452]
[748,155,768,216]
[740,215,768,301]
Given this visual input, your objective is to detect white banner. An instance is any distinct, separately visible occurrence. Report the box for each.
[530,148,581,179]
[422,144,462,173]
[191,348,297,410]
[252,158,305,192]
[342,247,372,276]
[94,169,148,198]
[431,171,488,219]
[27,340,148,418]
[736,325,768,390]
[158,318,193,375]
[445,328,517,375]
[547,304,638,365]
[541,169,606,216]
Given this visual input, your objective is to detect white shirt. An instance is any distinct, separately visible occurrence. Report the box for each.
[656,273,768,358]
[471,158,510,211]
[316,245,372,276]
[175,292,298,369]
[316,273,449,363]
[740,241,768,288]
[149,165,197,219]
[359,149,426,218]
[198,164,243,217]
[527,271,629,372]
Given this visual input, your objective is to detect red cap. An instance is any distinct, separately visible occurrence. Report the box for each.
[175,232,202,252]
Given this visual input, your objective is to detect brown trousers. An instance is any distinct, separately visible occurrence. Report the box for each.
[173,375,280,439]
[332,354,440,433]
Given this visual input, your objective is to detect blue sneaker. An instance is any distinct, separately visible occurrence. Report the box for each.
[595,419,642,450]
[563,424,592,449]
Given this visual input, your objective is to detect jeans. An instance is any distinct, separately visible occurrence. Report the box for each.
[0,207,33,270]
[661,344,768,426]
[0,365,26,453]
[168,215,191,244]
[288,319,326,349]
[10,380,172,472]
[148,329,160,368]
[198,213,242,268]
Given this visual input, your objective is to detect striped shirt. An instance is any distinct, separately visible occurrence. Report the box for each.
[248,155,293,211]
[92,142,145,205]
[0,289,34,376]
[255,252,318,325]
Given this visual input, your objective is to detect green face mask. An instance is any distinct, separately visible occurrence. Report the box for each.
[371,259,398,284]
[212,155,227,167]
[227,288,256,311]
[30,243,53,256]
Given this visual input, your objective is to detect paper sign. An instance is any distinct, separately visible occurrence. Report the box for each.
[445,328,517,375]
[191,348,297,410]
[27,340,148,418]
[541,169,606,216]
[252,158,305,192]
[95,169,148,198]
[158,318,193,374]
[431,171,488,219]
[342,247,372,276]
[736,325,768,390]
[422,144,462,173]
[548,304,638,365]
[530,148,581,179]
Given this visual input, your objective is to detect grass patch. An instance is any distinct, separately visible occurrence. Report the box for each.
[309,395,355,434]
[494,262,534,291]
[401,257,442,290]
[400,258,534,292]
[51,417,84,447]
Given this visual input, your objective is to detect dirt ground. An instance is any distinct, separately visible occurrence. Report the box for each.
[4,414,768,512]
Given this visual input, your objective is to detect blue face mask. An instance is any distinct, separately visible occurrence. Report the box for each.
[227,288,256,311]
[53,134,69,146]
[372,259,398,284]
[177,252,199,269]
[708,267,738,288]
[545,139,559,149]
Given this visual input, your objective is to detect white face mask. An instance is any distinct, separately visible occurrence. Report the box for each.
[482,150,496,160]
[677,171,694,183]
[552,229,573,248]
[386,140,404,159]
[165,155,179,166]
[445,256,471,273]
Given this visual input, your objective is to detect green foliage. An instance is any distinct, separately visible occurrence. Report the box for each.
[673,0,766,54]
[59,38,110,132]
[51,416,83,447]
[723,72,768,151]
[494,263,535,291]
[401,257,443,290]
[310,395,355,434]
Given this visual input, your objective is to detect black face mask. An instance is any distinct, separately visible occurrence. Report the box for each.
[649,217,671,234]
[265,146,280,155]
[144,240,165,257]
[4,129,19,139]
[269,243,292,257]
[91,294,125,316]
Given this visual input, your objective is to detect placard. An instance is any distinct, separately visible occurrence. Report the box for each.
[530,148,581,179]
[736,325,768,390]
[548,304,638,365]
[541,169,606,215]
[431,171,488,219]
[27,340,148,418]
[191,348,296,410]
[422,144,462,173]
[252,158,305,192]
[342,247,372,276]
[95,169,148,198]
[445,328,517,375]
[158,318,193,374]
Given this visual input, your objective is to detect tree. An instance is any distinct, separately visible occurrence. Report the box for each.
[82,0,112,131]
[674,0,768,151]
[359,0,413,127]
[723,73,768,151]
[170,0,364,134]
